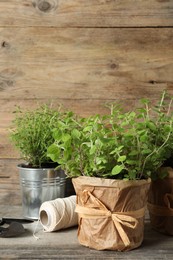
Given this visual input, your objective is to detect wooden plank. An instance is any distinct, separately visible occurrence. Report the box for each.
[0,159,21,205]
[0,0,173,27]
[0,62,168,100]
[0,188,20,203]
[0,158,20,178]
[1,27,173,64]
[0,189,21,205]
[0,28,173,101]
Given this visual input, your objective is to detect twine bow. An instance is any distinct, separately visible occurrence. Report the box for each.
[75,190,145,247]
[148,193,173,216]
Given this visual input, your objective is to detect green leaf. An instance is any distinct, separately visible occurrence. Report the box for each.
[129,151,138,156]
[47,144,60,162]
[57,158,65,165]
[126,160,137,165]
[140,134,148,142]
[71,129,81,139]
[110,149,116,155]
[64,149,71,160]
[96,157,102,165]
[129,111,136,117]
[83,126,93,132]
[62,134,71,142]
[137,108,147,114]
[163,125,171,132]
[95,139,103,146]
[53,129,62,140]
[117,145,124,151]
[117,155,126,162]
[147,122,156,131]
[89,145,96,155]
[138,130,147,135]
[141,149,152,154]
[111,165,124,175]
[129,170,137,180]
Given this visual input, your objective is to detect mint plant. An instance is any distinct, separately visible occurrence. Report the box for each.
[10,104,75,168]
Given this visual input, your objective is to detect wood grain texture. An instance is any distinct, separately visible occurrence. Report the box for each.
[0,159,20,179]
[0,159,21,205]
[0,28,173,101]
[0,0,173,27]
[0,189,21,205]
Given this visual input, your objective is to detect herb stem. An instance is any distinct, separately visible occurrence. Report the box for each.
[167,98,173,116]
[141,119,172,178]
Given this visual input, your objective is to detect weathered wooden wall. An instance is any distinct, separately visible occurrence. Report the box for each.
[1,0,173,205]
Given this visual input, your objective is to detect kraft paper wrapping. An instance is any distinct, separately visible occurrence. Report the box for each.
[72,176,151,251]
[148,167,173,235]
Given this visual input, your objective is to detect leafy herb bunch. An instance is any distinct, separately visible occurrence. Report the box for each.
[10,104,75,168]
[108,91,173,180]
[48,91,173,180]
[48,114,117,178]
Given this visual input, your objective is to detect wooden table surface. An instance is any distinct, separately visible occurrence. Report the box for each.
[0,205,173,260]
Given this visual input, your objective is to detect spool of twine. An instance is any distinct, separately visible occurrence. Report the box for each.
[39,196,78,232]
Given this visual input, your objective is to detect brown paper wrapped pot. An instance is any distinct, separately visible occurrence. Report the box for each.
[72,176,151,251]
[148,167,173,235]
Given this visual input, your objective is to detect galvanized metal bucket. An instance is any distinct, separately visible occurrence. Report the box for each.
[18,164,66,220]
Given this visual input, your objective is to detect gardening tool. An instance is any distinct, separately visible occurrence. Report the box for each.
[0,217,34,238]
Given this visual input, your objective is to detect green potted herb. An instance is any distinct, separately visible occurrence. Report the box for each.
[10,104,75,219]
[47,94,172,251]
